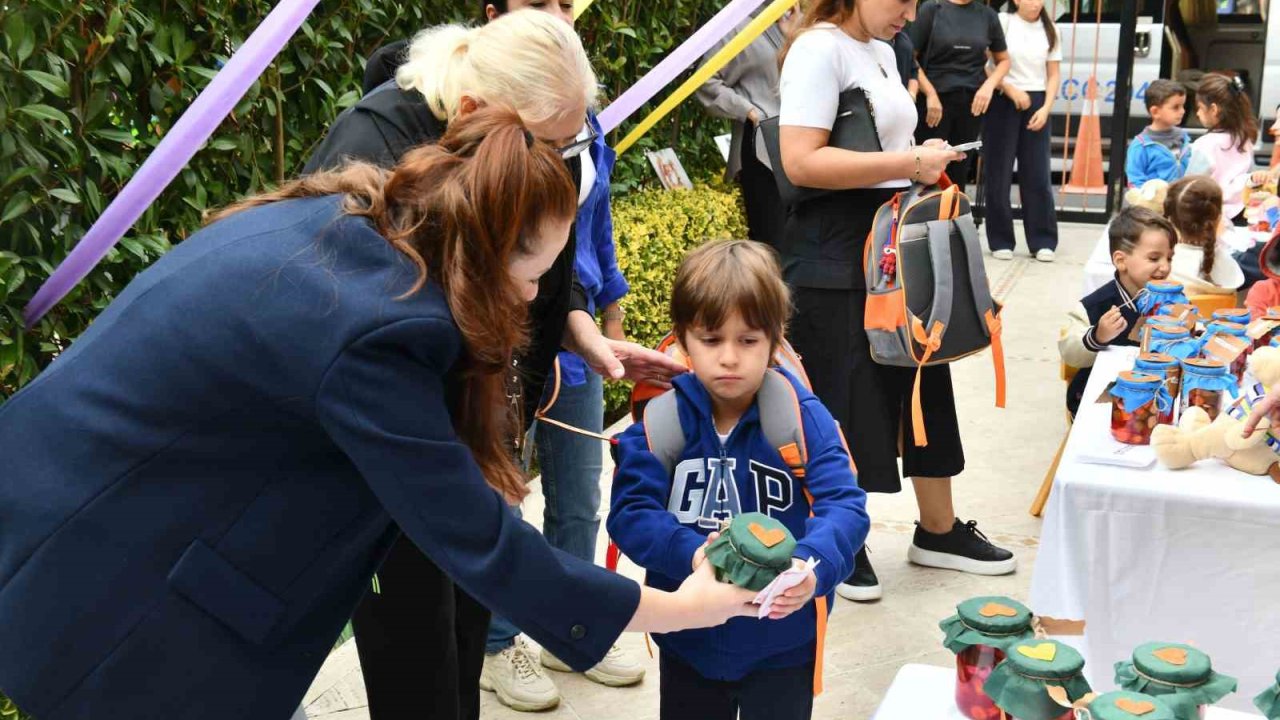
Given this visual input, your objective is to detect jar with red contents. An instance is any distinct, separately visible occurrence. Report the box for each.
[1180,358,1239,422]
[985,640,1092,720]
[1116,642,1239,720]
[1202,320,1252,382]
[1138,280,1189,319]
[940,596,1037,720]
[1110,372,1170,445]
[1135,353,1180,424]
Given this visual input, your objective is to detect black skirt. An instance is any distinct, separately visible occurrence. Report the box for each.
[782,189,964,494]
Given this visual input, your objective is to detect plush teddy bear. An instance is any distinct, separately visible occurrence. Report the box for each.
[1124,179,1169,213]
[1151,347,1280,481]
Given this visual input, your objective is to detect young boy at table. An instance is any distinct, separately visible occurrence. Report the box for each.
[607,240,868,720]
[1060,207,1178,417]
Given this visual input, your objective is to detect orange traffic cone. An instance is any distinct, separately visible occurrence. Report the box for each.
[1062,76,1107,196]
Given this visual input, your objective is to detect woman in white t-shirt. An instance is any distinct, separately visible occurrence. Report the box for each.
[777,0,1015,605]
[982,0,1061,262]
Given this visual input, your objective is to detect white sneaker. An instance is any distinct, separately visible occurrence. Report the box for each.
[479,637,561,712]
[992,249,1014,261]
[1035,248,1056,263]
[542,643,646,687]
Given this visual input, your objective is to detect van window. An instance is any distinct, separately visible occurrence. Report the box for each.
[1054,0,1164,23]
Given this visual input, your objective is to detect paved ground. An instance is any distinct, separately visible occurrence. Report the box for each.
[302,220,1097,720]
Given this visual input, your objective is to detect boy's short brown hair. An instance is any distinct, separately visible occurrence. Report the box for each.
[671,240,791,348]
[1109,206,1177,255]
[1144,79,1186,113]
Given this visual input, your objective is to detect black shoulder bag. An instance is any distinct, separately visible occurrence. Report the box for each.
[757,87,883,208]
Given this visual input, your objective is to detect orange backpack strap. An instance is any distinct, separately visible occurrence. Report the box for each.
[909,318,946,447]
[986,309,1006,408]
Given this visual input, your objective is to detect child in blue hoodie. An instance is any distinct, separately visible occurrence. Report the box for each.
[607,240,869,719]
[1125,79,1191,187]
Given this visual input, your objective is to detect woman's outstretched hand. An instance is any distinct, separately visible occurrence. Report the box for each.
[626,532,758,635]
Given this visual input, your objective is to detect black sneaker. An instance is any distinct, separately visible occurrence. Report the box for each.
[835,546,882,602]
[908,519,1017,576]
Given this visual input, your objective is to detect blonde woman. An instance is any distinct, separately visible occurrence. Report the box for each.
[306,10,680,719]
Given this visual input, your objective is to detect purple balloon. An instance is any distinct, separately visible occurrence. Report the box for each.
[597,0,769,135]
[24,0,323,326]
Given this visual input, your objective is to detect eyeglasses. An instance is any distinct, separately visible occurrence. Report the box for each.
[555,123,598,159]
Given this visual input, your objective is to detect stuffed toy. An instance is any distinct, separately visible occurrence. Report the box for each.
[1125,179,1169,213]
[1151,347,1280,481]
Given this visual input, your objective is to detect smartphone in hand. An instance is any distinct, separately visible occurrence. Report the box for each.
[949,140,983,153]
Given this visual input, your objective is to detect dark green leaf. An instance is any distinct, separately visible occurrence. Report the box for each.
[24,70,71,98]
[49,188,80,204]
[17,104,72,129]
[1,192,32,225]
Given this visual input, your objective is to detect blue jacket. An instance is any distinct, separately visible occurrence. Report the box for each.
[1125,127,1190,187]
[0,196,639,720]
[557,112,629,388]
[607,370,868,681]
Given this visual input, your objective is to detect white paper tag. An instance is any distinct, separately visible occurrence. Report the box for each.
[753,557,819,619]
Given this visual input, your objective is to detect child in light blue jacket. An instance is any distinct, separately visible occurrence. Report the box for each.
[1126,79,1191,187]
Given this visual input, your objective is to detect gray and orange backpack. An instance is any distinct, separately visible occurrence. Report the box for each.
[863,180,1007,445]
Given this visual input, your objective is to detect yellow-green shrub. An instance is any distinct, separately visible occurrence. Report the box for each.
[605,183,748,417]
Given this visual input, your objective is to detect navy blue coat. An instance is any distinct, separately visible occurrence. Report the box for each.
[0,195,639,719]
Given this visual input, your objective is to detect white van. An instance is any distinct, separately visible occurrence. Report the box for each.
[1048,0,1277,171]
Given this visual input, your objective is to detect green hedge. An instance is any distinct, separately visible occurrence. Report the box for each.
[0,1,739,401]
[605,182,749,417]
[0,0,439,399]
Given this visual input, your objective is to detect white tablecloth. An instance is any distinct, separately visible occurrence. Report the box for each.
[872,664,1262,719]
[1030,348,1280,712]
[1082,226,1269,296]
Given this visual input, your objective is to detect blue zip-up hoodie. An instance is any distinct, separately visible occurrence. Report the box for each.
[607,369,869,681]
[557,112,630,388]
[1125,126,1191,187]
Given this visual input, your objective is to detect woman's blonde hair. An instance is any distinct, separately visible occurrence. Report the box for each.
[396,10,597,127]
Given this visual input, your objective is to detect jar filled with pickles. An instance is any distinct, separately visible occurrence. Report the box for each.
[1115,642,1238,720]
[1201,320,1251,382]
[1134,353,1180,424]
[1180,359,1239,421]
[1110,371,1170,445]
[1082,692,1176,720]
[1138,280,1189,319]
[1211,308,1250,325]
[940,597,1038,720]
[985,640,1092,720]
[1256,669,1280,720]
[1146,324,1198,362]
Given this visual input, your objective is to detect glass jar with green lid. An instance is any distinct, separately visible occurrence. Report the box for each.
[1079,691,1176,720]
[1255,669,1280,720]
[702,512,795,591]
[985,639,1092,720]
[1114,642,1237,720]
[941,596,1038,720]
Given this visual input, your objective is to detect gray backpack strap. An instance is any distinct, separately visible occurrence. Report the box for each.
[924,218,956,334]
[955,213,998,337]
[756,370,808,475]
[642,389,686,477]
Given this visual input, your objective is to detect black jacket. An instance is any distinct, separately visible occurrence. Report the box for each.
[1064,275,1141,416]
[304,80,589,428]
